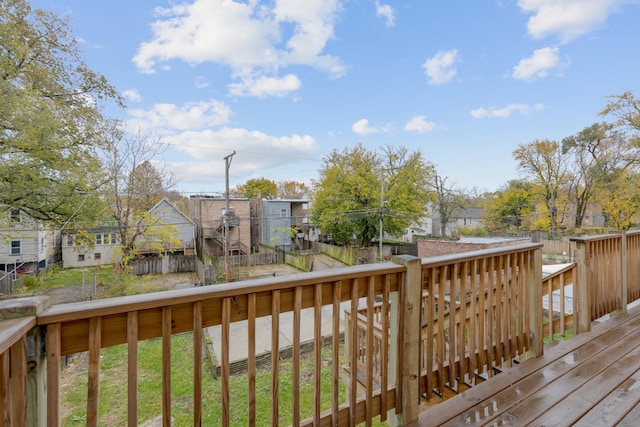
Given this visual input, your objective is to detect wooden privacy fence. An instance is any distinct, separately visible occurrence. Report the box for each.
[129,254,196,275]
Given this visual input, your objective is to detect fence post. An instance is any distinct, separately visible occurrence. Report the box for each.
[572,238,592,334]
[0,296,51,427]
[390,255,421,426]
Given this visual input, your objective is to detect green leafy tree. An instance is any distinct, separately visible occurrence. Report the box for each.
[513,139,570,236]
[234,177,277,198]
[102,127,177,270]
[277,180,311,198]
[312,143,434,246]
[0,0,123,223]
[597,170,640,230]
[482,180,535,232]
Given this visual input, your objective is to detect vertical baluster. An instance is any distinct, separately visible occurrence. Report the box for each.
[293,286,302,427]
[193,302,202,427]
[449,263,458,388]
[495,256,504,367]
[127,311,138,427]
[0,350,7,425]
[271,290,280,426]
[437,266,446,392]
[332,281,342,425]
[221,298,230,427]
[425,268,435,399]
[365,276,375,425]
[46,323,61,427]
[349,279,359,426]
[487,257,495,377]
[459,261,468,383]
[313,283,322,425]
[248,294,256,427]
[87,317,101,427]
[162,307,172,427]
[10,336,27,426]
[380,274,389,420]
[469,259,478,384]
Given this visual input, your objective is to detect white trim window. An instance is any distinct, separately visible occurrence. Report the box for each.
[10,240,21,255]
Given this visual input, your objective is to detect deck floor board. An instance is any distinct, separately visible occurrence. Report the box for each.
[416,305,640,427]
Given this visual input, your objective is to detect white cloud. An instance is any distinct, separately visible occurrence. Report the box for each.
[518,0,626,43]
[404,116,436,133]
[512,46,567,81]
[122,89,141,102]
[194,76,209,89]
[127,99,232,133]
[375,1,395,28]
[162,127,319,184]
[228,74,302,97]
[470,103,544,119]
[352,118,379,135]
[422,49,458,85]
[133,0,344,97]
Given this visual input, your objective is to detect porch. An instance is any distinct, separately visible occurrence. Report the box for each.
[1,231,639,426]
[415,302,640,426]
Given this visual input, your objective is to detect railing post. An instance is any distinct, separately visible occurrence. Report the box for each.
[527,248,544,359]
[390,255,421,426]
[573,238,592,334]
[0,296,51,427]
[617,231,628,315]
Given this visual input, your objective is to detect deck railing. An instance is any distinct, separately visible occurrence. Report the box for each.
[2,234,639,426]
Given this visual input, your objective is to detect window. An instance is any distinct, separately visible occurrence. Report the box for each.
[94,253,101,260]
[10,240,20,255]
[96,234,103,245]
[111,233,117,244]
[40,237,45,250]
[280,208,288,218]
[67,235,74,246]
[77,254,85,262]
[10,209,20,223]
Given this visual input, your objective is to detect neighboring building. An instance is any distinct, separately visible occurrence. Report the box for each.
[134,198,196,255]
[61,227,120,268]
[430,205,484,238]
[189,195,252,258]
[258,198,312,250]
[62,198,195,268]
[0,208,60,275]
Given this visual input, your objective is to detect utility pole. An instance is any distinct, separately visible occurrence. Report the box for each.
[224,151,236,282]
[380,174,384,262]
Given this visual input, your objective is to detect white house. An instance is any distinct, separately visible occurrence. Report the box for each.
[0,208,60,276]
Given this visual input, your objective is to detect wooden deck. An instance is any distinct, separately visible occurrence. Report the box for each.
[415,303,640,426]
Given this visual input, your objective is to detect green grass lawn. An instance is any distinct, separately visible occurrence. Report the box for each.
[60,333,389,426]
[25,264,181,297]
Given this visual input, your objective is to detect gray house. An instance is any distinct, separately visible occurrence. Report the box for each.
[62,198,195,268]
[258,198,311,250]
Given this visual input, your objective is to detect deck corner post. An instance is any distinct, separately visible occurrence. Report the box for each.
[527,248,544,359]
[573,239,592,334]
[0,296,51,427]
[391,255,422,426]
[618,231,628,315]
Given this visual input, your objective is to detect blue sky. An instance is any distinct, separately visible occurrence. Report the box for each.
[30,0,640,195]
